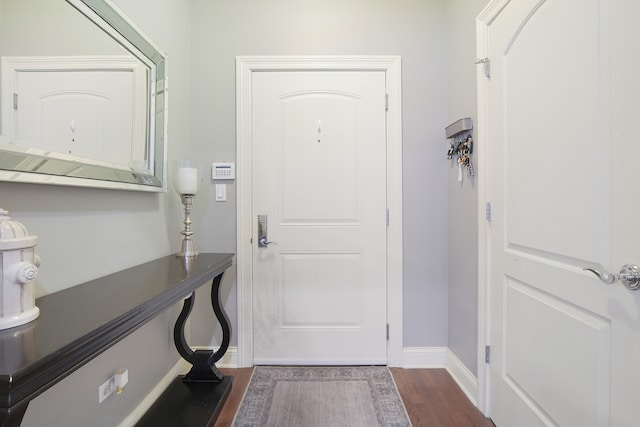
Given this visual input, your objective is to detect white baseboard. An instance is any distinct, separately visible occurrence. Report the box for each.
[402,346,447,368]
[401,347,478,409]
[119,346,238,427]
[118,358,190,427]
[444,348,478,406]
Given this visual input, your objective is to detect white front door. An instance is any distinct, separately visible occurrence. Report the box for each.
[251,70,388,365]
[481,0,640,426]
[16,70,134,163]
[2,57,146,166]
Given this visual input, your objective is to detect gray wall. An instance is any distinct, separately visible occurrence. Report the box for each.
[4,0,194,425]
[0,0,125,58]
[188,0,451,350]
[445,0,489,376]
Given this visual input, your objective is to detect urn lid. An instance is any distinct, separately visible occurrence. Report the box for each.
[0,208,38,250]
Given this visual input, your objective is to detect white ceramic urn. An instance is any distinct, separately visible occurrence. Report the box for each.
[0,208,40,330]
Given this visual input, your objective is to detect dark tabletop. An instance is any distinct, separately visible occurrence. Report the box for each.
[0,253,233,411]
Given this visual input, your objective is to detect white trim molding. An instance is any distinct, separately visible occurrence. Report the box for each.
[235,56,404,368]
[119,358,190,427]
[445,348,479,407]
[476,0,511,417]
[119,347,239,427]
[402,347,447,368]
[401,347,479,410]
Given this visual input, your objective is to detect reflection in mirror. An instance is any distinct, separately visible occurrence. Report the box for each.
[0,0,167,191]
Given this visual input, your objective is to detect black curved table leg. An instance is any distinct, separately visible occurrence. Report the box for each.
[173,272,231,383]
[137,269,233,426]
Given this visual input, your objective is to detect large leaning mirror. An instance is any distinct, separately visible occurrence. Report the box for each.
[0,0,167,191]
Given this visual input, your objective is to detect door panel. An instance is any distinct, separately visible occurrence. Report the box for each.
[485,0,640,425]
[252,71,387,364]
[278,253,364,328]
[280,92,361,223]
[501,0,603,262]
[503,274,611,427]
[16,69,137,165]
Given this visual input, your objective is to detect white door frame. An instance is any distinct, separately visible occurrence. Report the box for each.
[475,0,525,417]
[236,56,403,367]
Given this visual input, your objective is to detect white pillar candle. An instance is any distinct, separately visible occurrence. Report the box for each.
[176,167,198,194]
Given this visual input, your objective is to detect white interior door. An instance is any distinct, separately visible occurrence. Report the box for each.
[16,70,134,164]
[482,0,640,426]
[251,70,388,365]
[1,56,147,167]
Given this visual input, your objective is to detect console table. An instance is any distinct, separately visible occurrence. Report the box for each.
[0,253,234,427]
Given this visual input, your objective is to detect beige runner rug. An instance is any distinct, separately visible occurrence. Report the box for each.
[232,366,412,427]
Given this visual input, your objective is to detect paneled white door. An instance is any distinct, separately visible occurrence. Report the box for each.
[481,0,640,426]
[16,70,135,164]
[251,70,387,365]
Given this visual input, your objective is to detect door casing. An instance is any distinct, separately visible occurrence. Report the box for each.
[476,1,503,413]
[236,56,403,367]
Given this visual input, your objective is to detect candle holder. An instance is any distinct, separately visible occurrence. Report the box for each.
[174,160,202,258]
[177,194,197,258]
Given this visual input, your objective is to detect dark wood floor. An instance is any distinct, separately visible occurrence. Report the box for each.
[213,367,494,427]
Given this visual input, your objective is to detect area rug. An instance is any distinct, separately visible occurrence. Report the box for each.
[231,366,412,427]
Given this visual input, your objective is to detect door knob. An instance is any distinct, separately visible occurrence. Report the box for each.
[257,214,275,248]
[583,264,640,290]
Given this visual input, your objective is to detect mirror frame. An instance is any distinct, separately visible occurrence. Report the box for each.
[0,0,168,192]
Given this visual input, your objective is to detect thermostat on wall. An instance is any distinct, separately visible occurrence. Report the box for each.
[212,162,235,180]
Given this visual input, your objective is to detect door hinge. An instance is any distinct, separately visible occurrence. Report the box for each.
[386,208,390,226]
[385,93,389,111]
[13,93,18,110]
[386,324,390,341]
[476,57,490,78]
[485,345,491,363]
[485,202,492,222]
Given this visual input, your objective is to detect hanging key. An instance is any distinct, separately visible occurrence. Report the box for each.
[461,147,474,177]
[447,146,455,159]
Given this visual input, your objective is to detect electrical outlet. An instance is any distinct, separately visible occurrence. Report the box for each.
[99,377,114,403]
[98,368,128,403]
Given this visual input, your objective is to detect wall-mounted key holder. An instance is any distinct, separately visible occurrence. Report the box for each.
[445,118,474,182]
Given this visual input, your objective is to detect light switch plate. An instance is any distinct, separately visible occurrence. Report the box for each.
[215,184,226,202]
